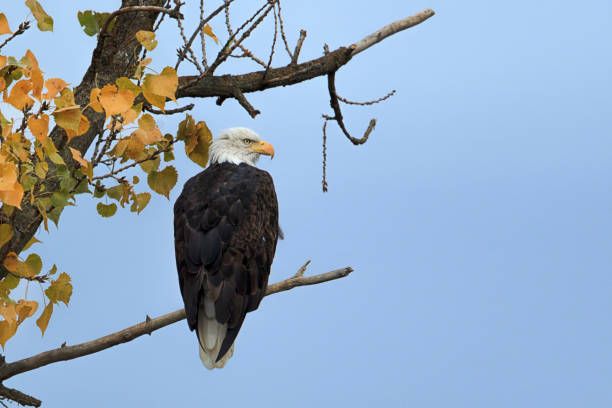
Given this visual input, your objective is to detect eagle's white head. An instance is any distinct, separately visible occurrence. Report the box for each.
[209,127,275,166]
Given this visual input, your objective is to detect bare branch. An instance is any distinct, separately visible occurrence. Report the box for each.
[143,102,194,115]
[0,21,30,52]
[0,266,353,382]
[351,9,435,56]
[324,70,376,145]
[177,9,435,100]
[174,0,236,71]
[0,384,40,407]
[337,89,396,106]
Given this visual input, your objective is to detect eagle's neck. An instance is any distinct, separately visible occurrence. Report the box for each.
[209,143,259,166]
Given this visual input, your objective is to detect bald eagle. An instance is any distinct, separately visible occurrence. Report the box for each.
[174,128,278,369]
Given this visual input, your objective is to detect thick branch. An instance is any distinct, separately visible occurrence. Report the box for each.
[177,9,435,100]
[0,266,353,381]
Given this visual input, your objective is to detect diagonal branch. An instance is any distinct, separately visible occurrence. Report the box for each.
[176,9,435,101]
[0,265,353,382]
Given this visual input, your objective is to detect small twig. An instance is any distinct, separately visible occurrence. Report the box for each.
[174,0,204,75]
[264,2,279,77]
[0,265,353,382]
[199,0,209,69]
[100,5,182,36]
[92,141,175,181]
[337,89,396,106]
[205,2,273,76]
[325,70,377,146]
[291,29,307,65]
[275,0,294,60]
[143,103,194,115]
[322,120,328,192]
[294,260,311,278]
[175,0,236,71]
[0,21,31,52]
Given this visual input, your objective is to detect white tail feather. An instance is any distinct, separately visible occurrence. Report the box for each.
[197,296,235,369]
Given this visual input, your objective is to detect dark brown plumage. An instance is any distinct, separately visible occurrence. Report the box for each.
[174,162,279,367]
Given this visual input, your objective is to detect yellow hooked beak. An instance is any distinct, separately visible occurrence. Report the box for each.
[248,140,275,159]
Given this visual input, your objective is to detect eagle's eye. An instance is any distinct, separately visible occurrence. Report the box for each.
[243,138,253,145]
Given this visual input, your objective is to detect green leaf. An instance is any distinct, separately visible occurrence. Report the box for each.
[34,161,48,178]
[48,264,57,275]
[25,0,54,31]
[93,183,106,198]
[147,166,177,199]
[0,224,13,249]
[96,202,117,218]
[17,253,42,278]
[48,206,63,227]
[116,77,141,96]
[177,114,195,141]
[22,235,41,251]
[45,272,72,306]
[77,10,111,36]
[106,184,124,202]
[139,154,160,174]
[130,192,151,214]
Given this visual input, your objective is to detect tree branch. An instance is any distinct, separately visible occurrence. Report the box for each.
[176,9,435,100]
[0,384,40,407]
[0,265,353,382]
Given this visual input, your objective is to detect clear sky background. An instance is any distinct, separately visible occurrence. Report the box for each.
[1,0,611,406]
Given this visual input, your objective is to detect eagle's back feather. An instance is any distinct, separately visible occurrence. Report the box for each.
[174,162,279,368]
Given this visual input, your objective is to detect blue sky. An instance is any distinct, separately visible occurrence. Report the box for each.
[2,0,612,406]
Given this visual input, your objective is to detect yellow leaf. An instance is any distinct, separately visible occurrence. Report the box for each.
[98,84,135,118]
[0,56,6,67]
[0,320,16,349]
[0,182,24,209]
[24,50,40,70]
[69,147,89,168]
[0,162,18,190]
[25,0,54,32]
[0,14,11,35]
[45,272,72,305]
[53,106,81,132]
[134,57,152,80]
[185,121,212,167]
[31,68,44,101]
[147,165,177,199]
[203,24,218,44]
[135,114,163,144]
[65,114,90,141]
[27,114,49,143]
[0,301,16,324]
[88,88,103,112]
[36,303,53,335]
[125,136,146,160]
[16,299,38,324]
[135,30,157,51]
[2,252,18,273]
[7,79,34,110]
[142,67,177,111]
[0,224,12,249]
[120,102,142,125]
[43,78,68,100]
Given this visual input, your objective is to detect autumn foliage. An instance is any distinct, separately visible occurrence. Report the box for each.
[0,3,213,346]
